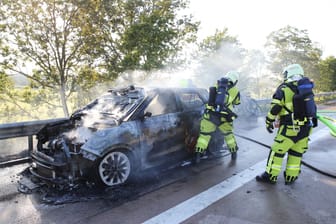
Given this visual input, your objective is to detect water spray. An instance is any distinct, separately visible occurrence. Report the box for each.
[317,113,336,137]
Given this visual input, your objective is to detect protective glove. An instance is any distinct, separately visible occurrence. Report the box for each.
[265,116,275,133]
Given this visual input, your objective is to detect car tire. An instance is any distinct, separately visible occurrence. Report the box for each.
[96,149,136,187]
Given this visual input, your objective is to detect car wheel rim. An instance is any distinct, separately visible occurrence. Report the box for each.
[98,151,131,186]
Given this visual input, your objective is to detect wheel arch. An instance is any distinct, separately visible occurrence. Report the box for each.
[91,144,141,187]
[99,143,140,170]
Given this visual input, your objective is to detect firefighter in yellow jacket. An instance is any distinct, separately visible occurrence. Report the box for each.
[256,64,317,184]
[195,71,241,163]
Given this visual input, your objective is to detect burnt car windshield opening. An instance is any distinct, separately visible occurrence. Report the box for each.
[74,87,145,122]
[93,95,135,116]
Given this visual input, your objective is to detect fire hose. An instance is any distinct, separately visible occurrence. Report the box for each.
[234,113,336,179]
[317,113,336,137]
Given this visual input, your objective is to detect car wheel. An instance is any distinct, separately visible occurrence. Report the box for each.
[97,150,134,187]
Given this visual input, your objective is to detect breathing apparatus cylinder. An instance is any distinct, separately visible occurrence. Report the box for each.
[297,78,316,126]
[214,78,229,112]
[208,87,217,107]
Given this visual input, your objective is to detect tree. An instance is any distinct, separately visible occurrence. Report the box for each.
[0,0,199,118]
[239,50,276,98]
[265,25,322,84]
[78,0,199,78]
[0,72,46,122]
[0,0,102,117]
[318,56,336,91]
[193,28,246,88]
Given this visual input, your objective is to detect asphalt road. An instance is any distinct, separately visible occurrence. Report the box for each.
[0,113,335,224]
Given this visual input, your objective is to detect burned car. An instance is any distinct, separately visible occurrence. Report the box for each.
[29,86,208,188]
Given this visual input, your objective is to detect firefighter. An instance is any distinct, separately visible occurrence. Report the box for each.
[256,64,316,185]
[194,71,241,163]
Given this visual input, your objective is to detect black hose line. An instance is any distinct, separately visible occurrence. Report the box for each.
[234,133,336,179]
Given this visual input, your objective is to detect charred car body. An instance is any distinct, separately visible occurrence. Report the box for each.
[30,86,208,188]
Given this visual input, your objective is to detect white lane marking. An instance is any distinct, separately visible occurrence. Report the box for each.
[143,159,266,224]
[143,127,331,224]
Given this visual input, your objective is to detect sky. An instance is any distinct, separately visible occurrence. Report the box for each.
[189,0,336,58]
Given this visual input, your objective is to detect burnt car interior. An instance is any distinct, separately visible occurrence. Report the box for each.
[177,92,205,111]
[144,90,178,116]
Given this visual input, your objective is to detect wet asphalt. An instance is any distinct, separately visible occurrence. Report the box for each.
[0,113,335,224]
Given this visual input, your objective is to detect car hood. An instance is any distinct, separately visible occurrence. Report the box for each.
[36,112,120,146]
[37,86,146,146]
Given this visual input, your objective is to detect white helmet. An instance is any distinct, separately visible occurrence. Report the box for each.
[224,71,239,86]
[283,64,304,82]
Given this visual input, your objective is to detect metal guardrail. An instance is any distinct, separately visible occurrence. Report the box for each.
[312,92,336,105]
[255,92,336,112]
[0,118,66,139]
[0,118,66,167]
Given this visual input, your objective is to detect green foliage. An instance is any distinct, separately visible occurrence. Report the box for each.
[194,28,245,87]
[265,26,322,84]
[239,50,277,98]
[0,85,57,123]
[0,72,14,93]
[77,0,198,73]
[0,0,96,117]
[198,28,239,53]
[0,0,198,120]
[318,56,336,91]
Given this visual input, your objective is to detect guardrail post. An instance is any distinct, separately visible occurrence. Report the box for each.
[28,135,33,155]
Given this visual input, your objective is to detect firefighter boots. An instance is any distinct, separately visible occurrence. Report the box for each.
[256,172,276,184]
[284,171,298,185]
[231,152,237,160]
[194,152,201,164]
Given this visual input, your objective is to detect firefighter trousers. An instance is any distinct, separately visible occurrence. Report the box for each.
[265,124,312,183]
[195,112,238,153]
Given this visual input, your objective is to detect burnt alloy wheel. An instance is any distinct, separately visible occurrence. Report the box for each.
[97,150,134,187]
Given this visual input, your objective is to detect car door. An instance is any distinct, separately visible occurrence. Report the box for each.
[138,89,184,168]
[174,89,208,149]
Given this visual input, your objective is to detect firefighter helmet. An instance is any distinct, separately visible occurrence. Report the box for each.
[225,71,239,86]
[283,64,304,82]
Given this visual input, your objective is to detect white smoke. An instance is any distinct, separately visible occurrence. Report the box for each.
[66,126,94,144]
[107,40,246,91]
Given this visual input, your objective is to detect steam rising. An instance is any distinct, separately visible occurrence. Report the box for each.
[112,41,248,91]
[109,40,276,100]
[66,126,94,144]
